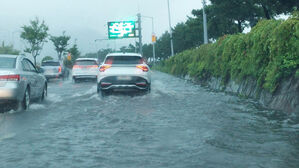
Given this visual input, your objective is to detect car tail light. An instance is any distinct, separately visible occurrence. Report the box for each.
[87,65,98,68]
[136,82,147,86]
[73,65,82,69]
[101,82,112,86]
[136,65,149,72]
[58,66,62,73]
[99,65,111,72]
[0,74,20,81]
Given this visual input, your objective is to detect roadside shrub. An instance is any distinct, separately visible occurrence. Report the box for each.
[154,12,299,93]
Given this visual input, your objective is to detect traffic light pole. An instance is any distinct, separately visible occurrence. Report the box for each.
[142,15,156,65]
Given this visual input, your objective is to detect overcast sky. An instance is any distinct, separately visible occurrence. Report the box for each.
[0,0,204,59]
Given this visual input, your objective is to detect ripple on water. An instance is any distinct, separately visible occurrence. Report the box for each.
[0,133,16,142]
[47,94,63,103]
[30,104,46,110]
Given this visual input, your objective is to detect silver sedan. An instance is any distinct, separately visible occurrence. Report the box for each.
[0,54,47,112]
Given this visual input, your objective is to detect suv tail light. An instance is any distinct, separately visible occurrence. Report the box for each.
[0,75,20,81]
[136,65,149,72]
[73,65,82,69]
[87,65,98,68]
[99,65,112,72]
[58,66,62,73]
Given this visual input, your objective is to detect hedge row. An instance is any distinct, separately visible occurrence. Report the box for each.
[155,12,299,93]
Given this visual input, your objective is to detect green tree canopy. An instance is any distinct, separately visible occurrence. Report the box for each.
[97,48,114,62]
[82,52,98,58]
[50,31,71,61]
[41,56,54,62]
[20,17,49,66]
[120,44,136,53]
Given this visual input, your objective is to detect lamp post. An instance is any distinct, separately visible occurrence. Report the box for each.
[167,0,174,57]
[202,0,208,44]
[142,15,156,65]
[137,13,143,55]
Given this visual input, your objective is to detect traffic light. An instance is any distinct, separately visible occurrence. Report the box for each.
[67,53,72,61]
[152,34,156,43]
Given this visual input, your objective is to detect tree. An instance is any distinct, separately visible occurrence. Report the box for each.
[20,17,49,66]
[41,56,54,62]
[277,0,299,14]
[97,48,114,62]
[251,0,298,19]
[156,31,171,60]
[209,0,260,33]
[191,6,239,40]
[142,43,153,60]
[0,41,20,55]
[119,44,136,53]
[82,52,98,58]
[50,31,71,61]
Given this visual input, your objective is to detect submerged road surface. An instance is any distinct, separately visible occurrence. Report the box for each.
[0,71,298,168]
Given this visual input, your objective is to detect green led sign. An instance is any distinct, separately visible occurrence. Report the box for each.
[108,21,137,39]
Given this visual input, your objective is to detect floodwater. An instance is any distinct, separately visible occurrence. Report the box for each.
[0,71,298,168]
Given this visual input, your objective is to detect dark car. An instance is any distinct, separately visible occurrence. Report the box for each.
[41,60,66,81]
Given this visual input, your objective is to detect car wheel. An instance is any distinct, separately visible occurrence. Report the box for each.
[143,83,151,94]
[0,107,4,113]
[22,88,30,110]
[100,90,109,97]
[40,84,47,102]
[97,84,100,93]
[73,78,78,83]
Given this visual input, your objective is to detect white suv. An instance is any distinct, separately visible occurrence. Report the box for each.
[97,53,151,95]
[72,58,98,83]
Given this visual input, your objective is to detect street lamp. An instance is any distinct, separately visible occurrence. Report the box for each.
[202,0,208,44]
[142,15,156,65]
[167,0,174,57]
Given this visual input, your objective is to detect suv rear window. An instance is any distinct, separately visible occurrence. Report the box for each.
[42,62,60,66]
[0,57,16,69]
[75,60,98,65]
[105,56,142,64]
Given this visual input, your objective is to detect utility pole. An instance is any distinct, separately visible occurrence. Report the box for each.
[137,13,143,55]
[202,0,208,44]
[142,15,156,65]
[167,0,174,57]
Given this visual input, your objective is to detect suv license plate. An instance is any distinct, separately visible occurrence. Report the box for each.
[117,76,132,80]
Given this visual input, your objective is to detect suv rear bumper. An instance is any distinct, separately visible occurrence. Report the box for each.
[73,75,97,79]
[98,76,150,91]
[100,84,149,90]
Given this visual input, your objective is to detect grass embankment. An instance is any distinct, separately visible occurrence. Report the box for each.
[155,12,299,93]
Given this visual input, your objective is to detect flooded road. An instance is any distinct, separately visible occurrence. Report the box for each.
[0,71,298,168]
